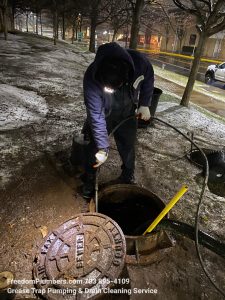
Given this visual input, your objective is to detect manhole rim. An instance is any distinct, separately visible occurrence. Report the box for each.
[98,183,169,238]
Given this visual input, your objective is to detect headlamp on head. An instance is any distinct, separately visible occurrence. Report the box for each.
[96,57,130,92]
[104,86,115,94]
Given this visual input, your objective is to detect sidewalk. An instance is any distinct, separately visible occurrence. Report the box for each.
[154,66,225,119]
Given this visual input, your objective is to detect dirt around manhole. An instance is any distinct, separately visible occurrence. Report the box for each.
[0,155,225,299]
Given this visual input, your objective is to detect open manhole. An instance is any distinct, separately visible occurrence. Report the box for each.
[98,184,174,265]
[98,184,166,236]
[188,149,225,197]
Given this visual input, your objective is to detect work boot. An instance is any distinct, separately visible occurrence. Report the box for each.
[82,173,95,199]
[117,169,136,184]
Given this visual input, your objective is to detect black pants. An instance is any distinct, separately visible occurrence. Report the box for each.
[83,115,137,178]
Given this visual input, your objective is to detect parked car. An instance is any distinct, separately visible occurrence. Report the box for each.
[205,62,225,84]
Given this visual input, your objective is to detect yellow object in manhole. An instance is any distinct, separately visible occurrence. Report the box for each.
[143,185,188,235]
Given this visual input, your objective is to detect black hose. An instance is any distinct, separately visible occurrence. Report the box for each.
[156,219,225,259]
[109,115,135,137]
[102,114,225,296]
[153,117,225,297]
[135,218,225,259]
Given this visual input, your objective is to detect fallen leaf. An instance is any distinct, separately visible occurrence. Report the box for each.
[39,226,48,238]
[89,199,96,212]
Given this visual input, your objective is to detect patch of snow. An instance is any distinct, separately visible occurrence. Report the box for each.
[0,33,94,100]
[157,102,225,146]
[0,33,225,241]
[0,84,48,130]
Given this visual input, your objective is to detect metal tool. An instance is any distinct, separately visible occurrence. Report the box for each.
[95,168,100,212]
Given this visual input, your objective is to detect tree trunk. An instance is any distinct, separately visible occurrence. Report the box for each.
[75,26,78,40]
[32,13,35,33]
[125,23,129,48]
[89,23,96,52]
[11,0,15,30]
[89,0,100,53]
[2,2,8,40]
[79,15,82,32]
[148,34,152,48]
[112,29,118,42]
[178,38,182,53]
[129,0,144,49]
[180,32,208,107]
[71,24,75,44]
[165,36,169,51]
[40,10,43,35]
[89,15,97,53]
[62,11,65,40]
[56,17,59,39]
[26,12,29,32]
[53,10,57,45]
[36,11,39,34]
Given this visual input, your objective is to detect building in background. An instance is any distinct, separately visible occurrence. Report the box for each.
[160,26,225,60]
[158,10,225,60]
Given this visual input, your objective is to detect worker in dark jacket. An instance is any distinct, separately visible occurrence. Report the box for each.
[82,42,154,198]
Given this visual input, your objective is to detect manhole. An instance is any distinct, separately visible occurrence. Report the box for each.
[189,149,225,172]
[33,213,126,299]
[188,149,225,196]
[98,184,174,265]
[98,184,166,236]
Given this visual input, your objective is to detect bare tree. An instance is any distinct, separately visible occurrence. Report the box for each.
[173,10,192,53]
[0,0,8,40]
[9,0,16,30]
[152,1,174,51]
[85,0,127,52]
[129,0,145,49]
[88,0,100,52]
[164,23,171,50]
[52,0,58,45]
[69,12,81,43]
[140,2,171,49]
[152,1,190,52]
[173,0,225,106]
[128,0,166,49]
[26,0,46,35]
[109,1,130,42]
[42,0,64,44]
[12,0,42,34]
[55,0,75,40]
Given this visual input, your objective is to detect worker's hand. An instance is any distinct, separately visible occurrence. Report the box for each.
[94,149,108,168]
[137,106,151,121]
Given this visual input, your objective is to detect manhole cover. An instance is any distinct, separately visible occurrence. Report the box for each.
[33,213,126,299]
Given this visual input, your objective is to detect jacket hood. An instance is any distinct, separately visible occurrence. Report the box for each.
[93,42,135,80]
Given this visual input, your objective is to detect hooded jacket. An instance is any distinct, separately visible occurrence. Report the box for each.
[83,42,154,150]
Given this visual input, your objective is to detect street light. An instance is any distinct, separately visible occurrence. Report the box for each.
[103,30,110,42]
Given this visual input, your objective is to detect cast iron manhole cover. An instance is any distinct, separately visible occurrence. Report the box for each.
[33,213,126,299]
